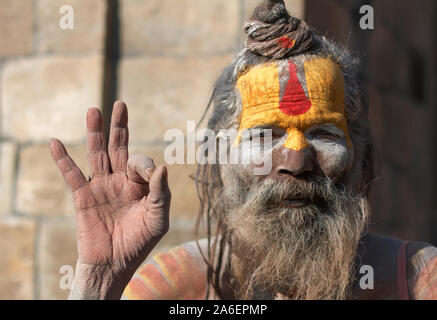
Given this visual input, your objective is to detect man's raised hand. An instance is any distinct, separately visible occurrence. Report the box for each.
[49,101,171,299]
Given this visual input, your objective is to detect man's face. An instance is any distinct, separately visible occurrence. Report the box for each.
[220,56,368,299]
[234,56,354,186]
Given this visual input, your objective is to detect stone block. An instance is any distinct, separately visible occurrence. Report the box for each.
[37,0,106,54]
[119,55,233,143]
[0,0,33,57]
[120,0,239,55]
[38,219,77,299]
[16,144,88,217]
[0,142,17,215]
[1,55,103,143]
[0,218,35,299]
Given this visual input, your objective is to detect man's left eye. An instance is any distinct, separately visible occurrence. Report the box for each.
[312,129,341,140]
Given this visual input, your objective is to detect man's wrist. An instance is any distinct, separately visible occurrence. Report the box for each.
[69,262,133,300]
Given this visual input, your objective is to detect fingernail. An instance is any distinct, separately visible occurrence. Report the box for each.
[162,166,168,179]
[145,168,155,181]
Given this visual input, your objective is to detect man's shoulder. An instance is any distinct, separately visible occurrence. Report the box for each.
[405,241,437,299]
[364,233,437,299]
[359,233,406,270]
[355,233,436,299]
[122,239,209,300]
[362,233,436,259]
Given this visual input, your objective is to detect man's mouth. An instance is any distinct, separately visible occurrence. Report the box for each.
[279,198,311,208]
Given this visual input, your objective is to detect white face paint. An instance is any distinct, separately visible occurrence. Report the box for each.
[238,127,275,175]
[305,123,354,177]
[232,123,353,179]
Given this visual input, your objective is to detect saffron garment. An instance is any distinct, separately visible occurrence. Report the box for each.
[408,243,437,299]
[122,243,207,300]
[122,238,437,300]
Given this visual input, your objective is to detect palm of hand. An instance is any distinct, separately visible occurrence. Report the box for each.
[50,102,170,272]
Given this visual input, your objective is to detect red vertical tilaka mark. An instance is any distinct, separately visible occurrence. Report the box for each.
[279,61,312,116]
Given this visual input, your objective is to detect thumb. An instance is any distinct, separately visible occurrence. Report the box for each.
[146,166,171,214]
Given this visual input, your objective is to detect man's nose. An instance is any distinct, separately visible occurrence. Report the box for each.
[274,147,314,178]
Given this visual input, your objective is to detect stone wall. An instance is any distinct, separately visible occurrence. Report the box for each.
[0,0,106,300]
[0,0,304,300]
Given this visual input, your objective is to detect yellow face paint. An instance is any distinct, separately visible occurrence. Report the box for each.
[235,57,351,151]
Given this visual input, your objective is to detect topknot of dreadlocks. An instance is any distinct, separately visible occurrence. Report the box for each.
[245,0,315,59]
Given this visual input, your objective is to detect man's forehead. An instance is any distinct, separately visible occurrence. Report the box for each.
[234,56,351,151]
[235,56,346,115]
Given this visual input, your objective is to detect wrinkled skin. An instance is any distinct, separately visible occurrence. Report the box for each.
[237,123,353,183]
[50,101,171,299]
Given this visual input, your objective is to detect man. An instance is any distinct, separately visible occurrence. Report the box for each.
[50,0,437,300]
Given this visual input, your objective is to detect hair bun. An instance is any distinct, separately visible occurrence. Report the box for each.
[245,0,315,59]
[251,0,288,23]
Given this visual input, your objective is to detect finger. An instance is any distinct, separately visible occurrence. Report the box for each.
[127,154,156,184]
[86,108,111,178]
[108,101,129,173]
[50,139,88,193]
[147,166,171,214]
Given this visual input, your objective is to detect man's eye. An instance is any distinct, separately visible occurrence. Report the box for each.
[249,129,281,141]
[249,131,265,141]
[313,129,340,140]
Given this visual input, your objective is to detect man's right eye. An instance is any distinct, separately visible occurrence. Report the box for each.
[249,131,263,141]
[249,129,277,141]
[250,127,284,140]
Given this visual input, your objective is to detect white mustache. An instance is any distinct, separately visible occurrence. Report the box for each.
[244,176,343,211]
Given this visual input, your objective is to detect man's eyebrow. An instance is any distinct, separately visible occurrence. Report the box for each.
[306,124,346,137]
[249,124,281,130]
[248,125,285,134]
[307,123,341,130]
[250,124,274,129]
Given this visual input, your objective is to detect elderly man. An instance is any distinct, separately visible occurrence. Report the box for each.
[50,0,437,300]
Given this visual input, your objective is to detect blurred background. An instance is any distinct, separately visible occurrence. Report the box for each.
[0,0,435,299]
